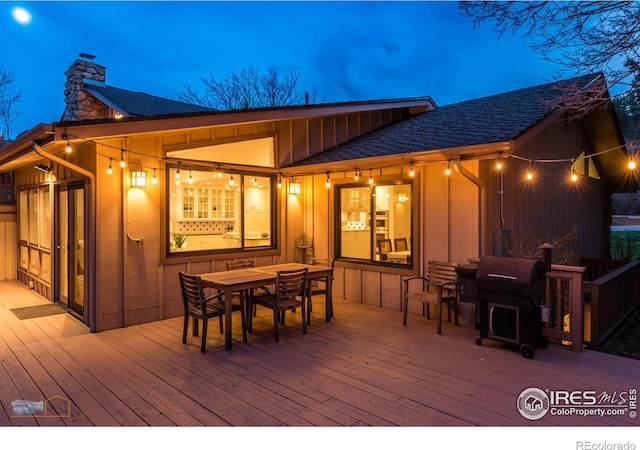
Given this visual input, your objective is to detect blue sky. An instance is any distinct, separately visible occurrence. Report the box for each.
[3,1,567,138]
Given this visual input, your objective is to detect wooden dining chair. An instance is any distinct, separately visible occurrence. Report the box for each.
[402,261,459,334]
[377,239,392,261]
[248,268,308,342]
[308,258,334,323]
[394,237,408,252]
[226,258,273,317]
[178,272,247,352]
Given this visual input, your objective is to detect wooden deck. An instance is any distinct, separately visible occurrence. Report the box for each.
[0,280,638,427]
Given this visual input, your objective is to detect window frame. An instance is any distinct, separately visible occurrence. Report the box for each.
[165,165,277,257]
[335,178,415,268]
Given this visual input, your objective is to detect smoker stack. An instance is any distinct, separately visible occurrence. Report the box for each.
[458,256,549,359]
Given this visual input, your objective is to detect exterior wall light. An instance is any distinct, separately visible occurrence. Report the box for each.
[289,180,301,195]
[131,170,147,187]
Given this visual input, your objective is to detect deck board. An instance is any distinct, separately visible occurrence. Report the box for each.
[0,280,638,427]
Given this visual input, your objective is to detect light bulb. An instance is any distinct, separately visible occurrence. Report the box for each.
[409,164,414,177]
[629,160,637,170]
[66,141,72,153]
[570,172,578,182]
[229,175,235,186]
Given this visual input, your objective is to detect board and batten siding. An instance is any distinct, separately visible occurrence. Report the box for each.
[0,206,17,281]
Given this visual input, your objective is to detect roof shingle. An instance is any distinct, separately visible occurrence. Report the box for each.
[85,84,214,117]
[289,74,601,166]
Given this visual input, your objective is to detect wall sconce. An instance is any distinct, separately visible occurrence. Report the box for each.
[397,193,408,202]
[289,180,301,195]
[131,170,147,187]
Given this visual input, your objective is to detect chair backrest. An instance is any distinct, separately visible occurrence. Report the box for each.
[394,238,408,252]
[310,258,334,268]
[226,258,255,271]
[377,239,392,253]
[276,268,308,301]
[178,272,206,309]
[426,260,459,286]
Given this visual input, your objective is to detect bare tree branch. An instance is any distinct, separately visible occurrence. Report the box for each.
[178,65,312,110]
[0,66,22,140]
[459,1,640,113]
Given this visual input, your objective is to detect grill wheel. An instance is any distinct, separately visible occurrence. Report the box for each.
[520,344,535,359]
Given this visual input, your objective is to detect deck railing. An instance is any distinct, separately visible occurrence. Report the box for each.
[543,260,640,352]
[581,260,640,350]
[543,264,585,353]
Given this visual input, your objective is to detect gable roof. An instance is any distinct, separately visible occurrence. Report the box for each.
[84,83,214,117]
[288,74,603,167]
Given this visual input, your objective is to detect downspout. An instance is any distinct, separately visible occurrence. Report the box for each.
[33,143,98,333]
[453,158,486,258]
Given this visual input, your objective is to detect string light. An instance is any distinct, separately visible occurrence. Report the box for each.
[526,165,534,181]
[277,173,283,189]
[188,170,194,184]
[445,161,451,176]
[152,168,158,184]
[229,174,235,186]
[106,158,113,175]
[570,170,578,182]
[354,168,360,181]
[325,172,331,188]
[59,132,640,191]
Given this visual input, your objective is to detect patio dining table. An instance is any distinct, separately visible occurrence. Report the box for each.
[199,263,334,350]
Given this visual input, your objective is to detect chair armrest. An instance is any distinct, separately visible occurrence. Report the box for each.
[254,286,275,296]
[403,276,429,285]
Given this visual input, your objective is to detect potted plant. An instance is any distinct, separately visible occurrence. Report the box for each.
[171,232,188,249]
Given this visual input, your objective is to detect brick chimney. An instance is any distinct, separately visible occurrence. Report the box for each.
[62,53,108,121]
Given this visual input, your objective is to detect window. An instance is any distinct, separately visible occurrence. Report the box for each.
[0,172,14,205]
[571,151,600,180]
[337,181,413,265]
[17,185,51,284]
[168,168,274,253]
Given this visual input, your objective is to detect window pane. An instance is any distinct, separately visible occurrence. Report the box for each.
[19,245,28,270]
[29,248,40,276]
[338,182,412,265]
[340,187,372,259]
[29,189,38,244]
[19,190,28,242]
[40,186,51,249]
[168,168,272,253]
[244,176,272,248]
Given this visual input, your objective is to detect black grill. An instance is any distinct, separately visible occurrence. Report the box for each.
[473,256,549,358]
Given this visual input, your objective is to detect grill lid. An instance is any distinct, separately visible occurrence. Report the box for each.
[475,256,546,303]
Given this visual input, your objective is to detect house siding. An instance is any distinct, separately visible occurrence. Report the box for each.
[482,117,609,260]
